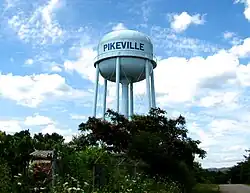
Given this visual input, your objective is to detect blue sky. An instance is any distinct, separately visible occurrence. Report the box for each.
[0,0,250,168]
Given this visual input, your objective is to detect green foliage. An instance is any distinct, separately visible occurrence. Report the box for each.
[194,150,250,185]
[200,150,250,185]
[229,151,250,184]
[192,184,219,193]
[33,133,64,150]
[0,107,208,193]
[0,158,11,193]
[0,130,65,192]
[12,173,35,193]
[77,108,206,192]
[53,173,180,193]
[59,147,110,189]
[54,145,181,193]
[0,130,34,176]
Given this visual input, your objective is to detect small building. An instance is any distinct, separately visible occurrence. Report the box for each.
[30,150,54,165]
[30,150,57,184]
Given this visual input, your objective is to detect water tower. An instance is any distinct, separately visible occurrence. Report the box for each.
[93,29,157,118]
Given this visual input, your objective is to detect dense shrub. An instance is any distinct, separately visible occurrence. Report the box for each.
[0,158,12,193]
[53,173,181,193]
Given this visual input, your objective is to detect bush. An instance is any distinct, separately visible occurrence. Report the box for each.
[0,158,11,193]
[192,184,220,193]
[53,173,180,193]
[56,147,181,193]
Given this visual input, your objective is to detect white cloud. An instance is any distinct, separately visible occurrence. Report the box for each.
[7,0,63,45]
[154,50,242,105]
[0,117,74,143]
[70,114,88,121]
[41,124,70,135]
[4,0,18,10]
[224,145,247,152]
[223,31,235,39]
[51,65,62,72]
[199,91,239,109]
[24,114,54,126]
[2,113,77,143]
[0,120,22,133]
[0,73,90,107]
[64,47,99,83]
[194,118,250,168]
[168,12,205,33]
[223,31,242,45]
[229,37,250,58]
[112,23,127,31]
[41,124,73,142]
[152,38,250,108]
[24,58,34,65]
[234,0,250,21]
[150,26,218,56]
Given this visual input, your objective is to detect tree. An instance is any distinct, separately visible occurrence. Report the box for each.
[0,158,11,193]
[228,150,250,184]
[33,132,64,150]
[77,108,206,192]
[0,130,34,176]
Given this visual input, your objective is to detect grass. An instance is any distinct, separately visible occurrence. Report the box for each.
[192,184,220,193]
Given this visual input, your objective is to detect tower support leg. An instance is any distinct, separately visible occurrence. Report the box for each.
[145,60,152,112]
[93,63,99,117]
[116,57,120,113]
[150,69,156,108]
[102,79,107,119]
[122,83,129,118]
[129,83,134,117]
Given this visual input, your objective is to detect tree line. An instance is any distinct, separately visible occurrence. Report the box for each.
[195,150,250,185]
[0,108,209,192]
